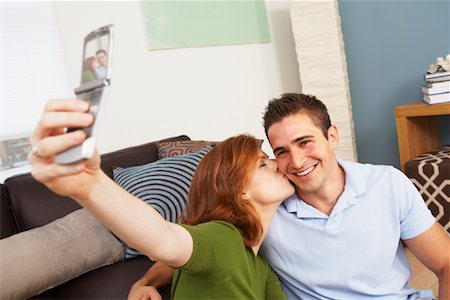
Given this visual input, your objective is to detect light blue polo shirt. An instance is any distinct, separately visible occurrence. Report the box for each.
[261,159,436,300]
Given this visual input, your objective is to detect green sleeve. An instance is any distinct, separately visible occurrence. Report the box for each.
[265,267,286,300]
[180,221,243,274]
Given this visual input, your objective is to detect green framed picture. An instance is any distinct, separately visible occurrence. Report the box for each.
[141,0,271,50]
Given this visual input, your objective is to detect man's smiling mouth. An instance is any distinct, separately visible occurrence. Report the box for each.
[295,164,316,177]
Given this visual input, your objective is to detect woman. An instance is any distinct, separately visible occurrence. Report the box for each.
[28,99,294,299]
[81,56,99,83]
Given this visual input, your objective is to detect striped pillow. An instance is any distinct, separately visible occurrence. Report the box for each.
[113,146,212,259]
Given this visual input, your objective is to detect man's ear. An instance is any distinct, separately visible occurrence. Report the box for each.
[327,125,339,148]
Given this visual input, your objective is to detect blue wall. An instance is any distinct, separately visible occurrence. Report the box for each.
[339,0,450,168]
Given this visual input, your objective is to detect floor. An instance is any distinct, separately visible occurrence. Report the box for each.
[406,247,439,296]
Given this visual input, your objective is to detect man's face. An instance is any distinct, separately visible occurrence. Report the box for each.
[96,52,108,67]
[267,112,339,196]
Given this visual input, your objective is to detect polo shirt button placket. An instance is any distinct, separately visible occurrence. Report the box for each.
[324,214,341,235]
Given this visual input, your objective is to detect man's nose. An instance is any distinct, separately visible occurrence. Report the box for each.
[289,149,306,169]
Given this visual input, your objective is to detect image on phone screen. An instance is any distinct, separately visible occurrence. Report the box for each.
[80,30,111,85]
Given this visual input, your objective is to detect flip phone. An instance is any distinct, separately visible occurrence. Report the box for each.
[56,25,114,164]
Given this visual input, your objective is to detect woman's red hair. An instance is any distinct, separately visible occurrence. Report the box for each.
[181,134,263,247]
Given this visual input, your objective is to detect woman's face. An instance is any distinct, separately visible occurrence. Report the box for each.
[91,60,99,70]
[244,150,295,206]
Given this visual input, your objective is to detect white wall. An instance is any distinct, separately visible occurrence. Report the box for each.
[55,1,301,156]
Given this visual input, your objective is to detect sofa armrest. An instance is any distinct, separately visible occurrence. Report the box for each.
[2,175,80,232]
[1,183,17,238]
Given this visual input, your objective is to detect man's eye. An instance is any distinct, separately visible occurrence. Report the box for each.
[275,151,286,158]
[300,140,311,146]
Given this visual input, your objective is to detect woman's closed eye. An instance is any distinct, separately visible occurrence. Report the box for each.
[257,156,270,168]
[258,158,267,168]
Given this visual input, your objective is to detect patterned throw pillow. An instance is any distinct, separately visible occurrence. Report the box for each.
[113,146,212,259]
[156,140,216,159]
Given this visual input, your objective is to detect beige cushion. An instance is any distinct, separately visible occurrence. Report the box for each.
[0,209,124,299]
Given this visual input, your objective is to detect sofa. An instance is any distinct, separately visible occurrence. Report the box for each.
[0,134,214,299]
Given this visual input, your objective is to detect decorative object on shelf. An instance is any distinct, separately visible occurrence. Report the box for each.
[426,54,450,74]
[422,54,450,104]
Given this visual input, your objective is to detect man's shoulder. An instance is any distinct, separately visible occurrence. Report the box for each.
[339,159,405,194]
[339,159,399,178]
[339,158,392,169]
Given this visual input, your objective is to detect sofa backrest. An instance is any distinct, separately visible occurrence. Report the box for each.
[100,135,189,178]
[0,135,190,238]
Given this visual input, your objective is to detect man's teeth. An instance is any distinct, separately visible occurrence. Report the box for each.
[297,166,315,176]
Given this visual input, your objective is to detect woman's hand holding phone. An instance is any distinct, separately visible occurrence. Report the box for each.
[28,98,101,201]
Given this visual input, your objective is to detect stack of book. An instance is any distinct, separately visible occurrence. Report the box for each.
[422,71,450,104]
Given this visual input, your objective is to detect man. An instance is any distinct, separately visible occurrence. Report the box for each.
[130,93,449,299]
[260,93,449,299]
[95,49,108,79]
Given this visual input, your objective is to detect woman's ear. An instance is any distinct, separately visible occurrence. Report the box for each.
[241,192,250,201]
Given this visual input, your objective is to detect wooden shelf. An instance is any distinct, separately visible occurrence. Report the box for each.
[394,101,450,171]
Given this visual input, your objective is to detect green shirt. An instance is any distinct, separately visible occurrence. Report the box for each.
[82,70,96,83]
[171,221,285,300]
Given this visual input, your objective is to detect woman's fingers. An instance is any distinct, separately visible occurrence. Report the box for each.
[45,98,90,113]
[30,158,85,183]
[32,111,93,139]
[27,98,102,199]
[28,130,87,160]
[30,99,93,144]
[41,111,94,129]
[28,99,92,172]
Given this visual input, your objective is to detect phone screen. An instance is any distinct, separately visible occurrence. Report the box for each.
[80,28,112,85]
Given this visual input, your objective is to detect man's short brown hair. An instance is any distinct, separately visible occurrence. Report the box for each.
[263,93,332,138]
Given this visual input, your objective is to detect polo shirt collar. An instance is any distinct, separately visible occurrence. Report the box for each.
[337,158,366,198]
[283,158,367,218]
